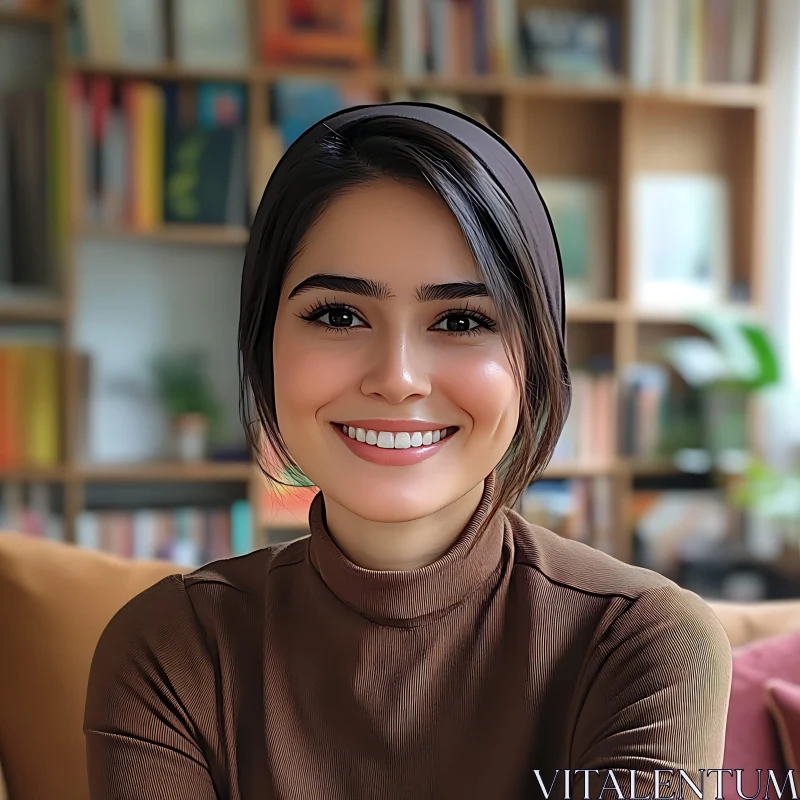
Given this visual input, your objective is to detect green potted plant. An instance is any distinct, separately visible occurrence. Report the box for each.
[150,350,222,461]
[660,309,781,466]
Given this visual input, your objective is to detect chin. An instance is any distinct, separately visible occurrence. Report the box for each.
[320,468,464,524]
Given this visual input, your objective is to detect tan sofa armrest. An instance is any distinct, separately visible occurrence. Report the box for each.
[707,599,800,648]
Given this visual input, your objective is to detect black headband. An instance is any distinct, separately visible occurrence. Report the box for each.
[248,101,572,426]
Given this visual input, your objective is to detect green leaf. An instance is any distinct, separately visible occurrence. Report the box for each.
[738,322,781,388]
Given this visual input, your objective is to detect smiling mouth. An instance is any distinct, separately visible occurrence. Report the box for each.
[332,423,459,450]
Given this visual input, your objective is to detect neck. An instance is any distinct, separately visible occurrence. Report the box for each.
[321,480,487,571]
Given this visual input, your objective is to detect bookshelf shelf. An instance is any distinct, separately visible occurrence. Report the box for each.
[259,64,395,86]
[0,300,66,323]
[0,7,56,26]
[545,460,626,478]
[625,458,684,476]
[0,465,70,481]
[566,301,623,323]
[77,461,254,483]
[629,302,761,324]
[625,82,769,109]
[78,225,250,247]
[66,59,252,83]
[63,61,767,111]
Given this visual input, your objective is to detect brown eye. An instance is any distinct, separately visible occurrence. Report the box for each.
[435,314,478,332]
[326,309,355,327]
[297,302,367,331]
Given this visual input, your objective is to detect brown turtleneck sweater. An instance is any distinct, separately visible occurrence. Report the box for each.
[84,472,732,800]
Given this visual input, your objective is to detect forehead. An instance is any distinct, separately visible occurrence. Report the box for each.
[285,179,481,290]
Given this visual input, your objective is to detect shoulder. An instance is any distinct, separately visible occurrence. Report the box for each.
[508,505,687,600]
[504,507,730,659]
[91,537,309,670]
[183,535,309,594]
[86,537,311,729]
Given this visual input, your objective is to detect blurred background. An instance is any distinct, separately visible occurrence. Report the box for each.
[0,0,796,601]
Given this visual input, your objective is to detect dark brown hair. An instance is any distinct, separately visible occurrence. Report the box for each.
[239,115,569,520]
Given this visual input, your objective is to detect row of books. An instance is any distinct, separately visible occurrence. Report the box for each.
[2,489,256,568]
[74,500,254,567]
[0,481,63,540]
[555,360,708,464]
[65,0,250,69]
[552,368,618,466]
[618,362,703,460]
[70,77,248,230]
[65,0,391,71]
[520,7,620,82]
[631,487,729,577]
[398,0,516,76]
[518,476,616,555]
[0,344,61,468]
[59,0,760,86]
[401,2,621,81]
[629,0,759,87]
[0,82,67,296]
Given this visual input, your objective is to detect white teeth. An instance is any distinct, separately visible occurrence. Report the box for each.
[377,431,394,448]
[340,425,454,449]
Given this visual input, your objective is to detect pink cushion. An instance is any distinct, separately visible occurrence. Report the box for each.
[766,678,800,772]
[724,632,800,780]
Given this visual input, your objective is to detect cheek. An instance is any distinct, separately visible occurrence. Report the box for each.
[437,346,520,428]
[272,325,353,425]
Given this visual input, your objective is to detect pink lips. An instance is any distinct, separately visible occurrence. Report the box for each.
[331,422,457,466]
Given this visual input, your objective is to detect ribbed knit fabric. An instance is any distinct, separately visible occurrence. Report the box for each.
[84,472,733,799]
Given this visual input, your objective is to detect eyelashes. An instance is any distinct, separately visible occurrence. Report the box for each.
[294,298,497,337]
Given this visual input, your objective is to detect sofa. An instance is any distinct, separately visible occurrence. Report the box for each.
[2,533,800,800]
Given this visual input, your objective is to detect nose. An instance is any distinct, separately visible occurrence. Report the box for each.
[359,329,432,404]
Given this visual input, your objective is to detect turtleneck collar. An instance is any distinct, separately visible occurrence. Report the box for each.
[307,472,506,626]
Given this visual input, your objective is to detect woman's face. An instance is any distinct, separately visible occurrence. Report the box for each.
[272,179,521,523]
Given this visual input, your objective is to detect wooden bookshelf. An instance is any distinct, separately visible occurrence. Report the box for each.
[78,224,250,247]
[65,59,770,109]
[0,6,57,26]
[0,0,772,565]
[67,58,252,83]
[0,299,66,323]
[76,461,254,483]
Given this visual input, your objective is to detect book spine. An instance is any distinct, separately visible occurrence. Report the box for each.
[89,77,111,225]
[690,0,703,84]
[5,348,23,467]
[23,345,59,466]
[0,350,8,469]
[230,498,253,556]
[472,0,487,75]
[145,83,165,229]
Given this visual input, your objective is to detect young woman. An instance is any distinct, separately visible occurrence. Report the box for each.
[84,103,733,800]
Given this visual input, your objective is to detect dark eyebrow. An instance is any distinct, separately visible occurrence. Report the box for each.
[287,273,489,302]
[415,281,489,302]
